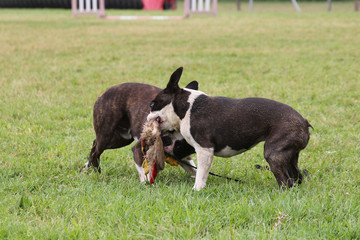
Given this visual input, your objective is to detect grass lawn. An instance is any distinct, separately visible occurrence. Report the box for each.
[0,2,359,239]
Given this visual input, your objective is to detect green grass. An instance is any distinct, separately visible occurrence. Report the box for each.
[1,2,359,239]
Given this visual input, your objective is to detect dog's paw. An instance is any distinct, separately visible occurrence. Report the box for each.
[193,182,206,191]
[80,162,101,174]
[79,161,90,173]
[84,161,90,168]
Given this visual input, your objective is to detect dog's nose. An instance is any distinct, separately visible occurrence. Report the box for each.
[156,117,161,123]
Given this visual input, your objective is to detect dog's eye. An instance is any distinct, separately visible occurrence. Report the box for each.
[150,101,155,109]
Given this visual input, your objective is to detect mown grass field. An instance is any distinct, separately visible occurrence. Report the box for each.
[0,2,359,239]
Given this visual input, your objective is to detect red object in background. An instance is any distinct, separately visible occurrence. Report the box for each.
[142,0,164,10]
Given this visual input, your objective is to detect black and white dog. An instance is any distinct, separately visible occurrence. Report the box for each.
[147,67,312,190]
[84,82,196,182]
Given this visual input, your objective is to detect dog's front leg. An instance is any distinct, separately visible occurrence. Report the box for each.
[193,147,214,191]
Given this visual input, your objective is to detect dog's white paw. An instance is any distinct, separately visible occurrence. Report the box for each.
[80,161,90,172]
[193,182,206,191]
[84,161,90,168]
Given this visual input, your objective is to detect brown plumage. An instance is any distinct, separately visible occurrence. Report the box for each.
[140,119,165,178]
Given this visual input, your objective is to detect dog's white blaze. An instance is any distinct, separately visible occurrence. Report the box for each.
[215,146,247,157]
[147,103,181,131]
[162,103,181,131]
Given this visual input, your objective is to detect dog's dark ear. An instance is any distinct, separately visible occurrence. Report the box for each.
[166,67,183,92]
[185,81,198,90]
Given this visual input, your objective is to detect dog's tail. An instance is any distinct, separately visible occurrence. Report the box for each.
[305,119,314,130]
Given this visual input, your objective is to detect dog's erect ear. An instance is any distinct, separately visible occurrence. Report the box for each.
[185,81,198,90]
[166,67,183,92]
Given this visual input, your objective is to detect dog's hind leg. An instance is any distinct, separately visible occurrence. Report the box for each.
[84,133,133,173]
[84,139,105,173]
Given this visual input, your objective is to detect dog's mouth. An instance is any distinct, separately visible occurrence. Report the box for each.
[156,117,163,124]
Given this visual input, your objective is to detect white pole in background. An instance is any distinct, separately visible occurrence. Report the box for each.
[249,0,253,11]
[79,0,84,11]
[86,0,91,11]
[291,0,301,12]
[205,0,210,11]
[198,0,203,11]
[191,0,196,11]
[327,0,332,11]
[92,0,98,11]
